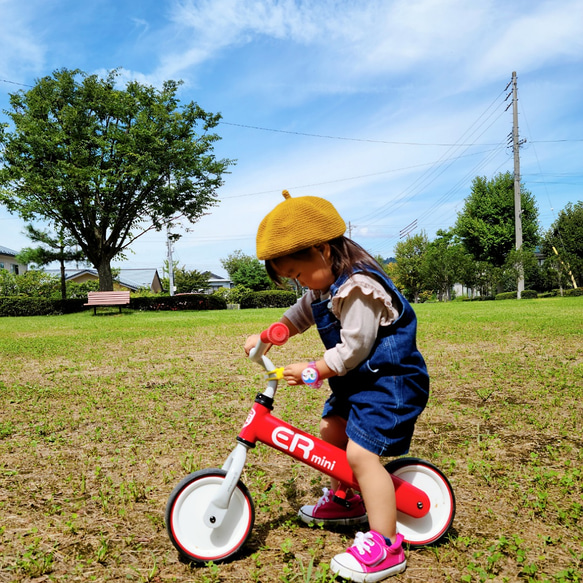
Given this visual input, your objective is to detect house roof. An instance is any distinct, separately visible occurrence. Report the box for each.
[0,245,19,257]
[43,268,162,291]
[208,272,230,282]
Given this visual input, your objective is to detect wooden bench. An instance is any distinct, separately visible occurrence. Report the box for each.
[84,291,131,314]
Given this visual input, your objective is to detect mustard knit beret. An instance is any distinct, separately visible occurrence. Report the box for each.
[256,190,346,260]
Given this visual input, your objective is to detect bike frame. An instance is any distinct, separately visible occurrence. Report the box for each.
[203,325,430,530]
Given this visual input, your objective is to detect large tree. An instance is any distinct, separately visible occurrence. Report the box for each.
[0,68,232,290]
[454,172,540,267]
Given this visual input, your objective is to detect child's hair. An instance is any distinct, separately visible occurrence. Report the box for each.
[266,236,385,288]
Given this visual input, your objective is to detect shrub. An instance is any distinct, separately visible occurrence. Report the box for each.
[226,285,253,305]
[130,294,226,311]
[565,287,583,297]
[0,294,226,317]
[495,290,539,300]
[495,291,517,300]
[0,297,86,317]
[66,280,100,299]
[240,290,297,309]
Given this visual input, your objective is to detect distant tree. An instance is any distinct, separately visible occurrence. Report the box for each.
[0,270,19,296]
[422,229,471,301]
[221,250,271,291]
[0,68,233,291]
[394,232,429,303]
[383,261,403,290]
[541,201,582,289]
[16,224,86,299]
[14,270,60,298]
[455,172,540,268]
[173,267,210,293]
[0,269,59,298]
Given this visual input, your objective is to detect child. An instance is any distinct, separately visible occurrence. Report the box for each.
[245,191,429,582]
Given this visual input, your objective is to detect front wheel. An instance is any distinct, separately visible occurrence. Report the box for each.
[165,468,255,563]
[386,457,455,547]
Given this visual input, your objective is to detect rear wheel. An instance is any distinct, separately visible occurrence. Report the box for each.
[166,468,255,563]
[386,457,455,546]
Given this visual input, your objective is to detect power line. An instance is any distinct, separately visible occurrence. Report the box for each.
[218,121,503,147]
[0,79,33,88]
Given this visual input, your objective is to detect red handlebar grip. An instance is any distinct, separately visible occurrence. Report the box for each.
[261,322,289,346]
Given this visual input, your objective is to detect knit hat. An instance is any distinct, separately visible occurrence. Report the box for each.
[256,190,346,260]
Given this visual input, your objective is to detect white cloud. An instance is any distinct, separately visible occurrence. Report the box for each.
[0,1,45,79]
[474,0,583,80]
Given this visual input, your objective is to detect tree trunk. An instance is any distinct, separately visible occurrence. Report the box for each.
[97,258,114,291]
[59,258,67,300]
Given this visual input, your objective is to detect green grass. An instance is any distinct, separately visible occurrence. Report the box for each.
[0,298,581,582]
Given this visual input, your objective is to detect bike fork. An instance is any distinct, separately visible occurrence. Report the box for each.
[203,442,250,529]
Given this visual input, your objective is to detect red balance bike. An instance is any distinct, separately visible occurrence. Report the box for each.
[166,323,455,563]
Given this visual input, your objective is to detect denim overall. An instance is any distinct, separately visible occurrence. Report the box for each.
[314,266,429,456]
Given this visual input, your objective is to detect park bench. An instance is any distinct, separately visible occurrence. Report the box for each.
[84,291,131,315]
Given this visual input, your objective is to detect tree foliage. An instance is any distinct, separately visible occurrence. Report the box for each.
[422,229,473,301]
[393,232,429,303]
[16,225,86,299]
[221,250,271,291]
[0,68,232,290]
[454,172,540,267]
[173,267,210,294]
[541,201,583,289]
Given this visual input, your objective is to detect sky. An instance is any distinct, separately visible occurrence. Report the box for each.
[1,0,582,278]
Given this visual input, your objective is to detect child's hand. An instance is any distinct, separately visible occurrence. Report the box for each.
[283,362,310,385]
[244,334,262,356]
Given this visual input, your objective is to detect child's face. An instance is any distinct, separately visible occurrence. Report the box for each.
[273,245,335,292]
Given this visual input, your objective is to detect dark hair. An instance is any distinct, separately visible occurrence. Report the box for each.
[265,236,384,287]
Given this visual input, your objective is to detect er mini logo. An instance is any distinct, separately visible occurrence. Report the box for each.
[271,427,314,460]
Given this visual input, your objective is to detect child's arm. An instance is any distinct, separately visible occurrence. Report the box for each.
[283,358,336,386]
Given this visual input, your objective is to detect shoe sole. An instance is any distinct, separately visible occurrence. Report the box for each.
[297,509,368,526]
[330,559,406,582]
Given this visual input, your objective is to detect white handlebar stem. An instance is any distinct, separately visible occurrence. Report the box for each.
[249,339,278,399]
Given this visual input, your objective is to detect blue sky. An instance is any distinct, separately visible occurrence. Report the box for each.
[1,0,582,277]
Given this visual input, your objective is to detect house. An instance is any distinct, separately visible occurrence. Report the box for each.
[207,272,232,292]
[43,268,164,293]
[0,245,28,275]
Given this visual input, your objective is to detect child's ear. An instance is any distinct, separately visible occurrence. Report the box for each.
[315,243,331,261]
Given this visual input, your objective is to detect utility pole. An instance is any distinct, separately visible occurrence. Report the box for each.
[167,223,175,296]
[511,71,525,298]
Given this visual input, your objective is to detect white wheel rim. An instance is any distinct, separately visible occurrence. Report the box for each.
[169,475,253,561]
[393,463,453,545]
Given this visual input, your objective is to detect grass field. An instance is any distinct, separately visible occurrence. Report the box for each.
[0,298,581,582]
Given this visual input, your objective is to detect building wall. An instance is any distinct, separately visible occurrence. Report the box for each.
[0,253,28,275]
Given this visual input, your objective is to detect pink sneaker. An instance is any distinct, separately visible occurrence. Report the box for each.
[298,488,367,526]
[330,531,406,582]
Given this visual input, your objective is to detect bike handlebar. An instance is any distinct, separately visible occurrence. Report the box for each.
[249,322,290,370]
[260,322,289,346]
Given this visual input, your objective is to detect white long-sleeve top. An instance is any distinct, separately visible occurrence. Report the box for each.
[283,273,400,376]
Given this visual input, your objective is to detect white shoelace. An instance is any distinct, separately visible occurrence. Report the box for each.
[352,531,375,555]
[315,487,333,509]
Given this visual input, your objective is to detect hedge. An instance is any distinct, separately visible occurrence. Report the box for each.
[240,290,297,309]
[495,290,540,300]
[130,294,226,311]
[0,294,226,317]
[0,297,88,317]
